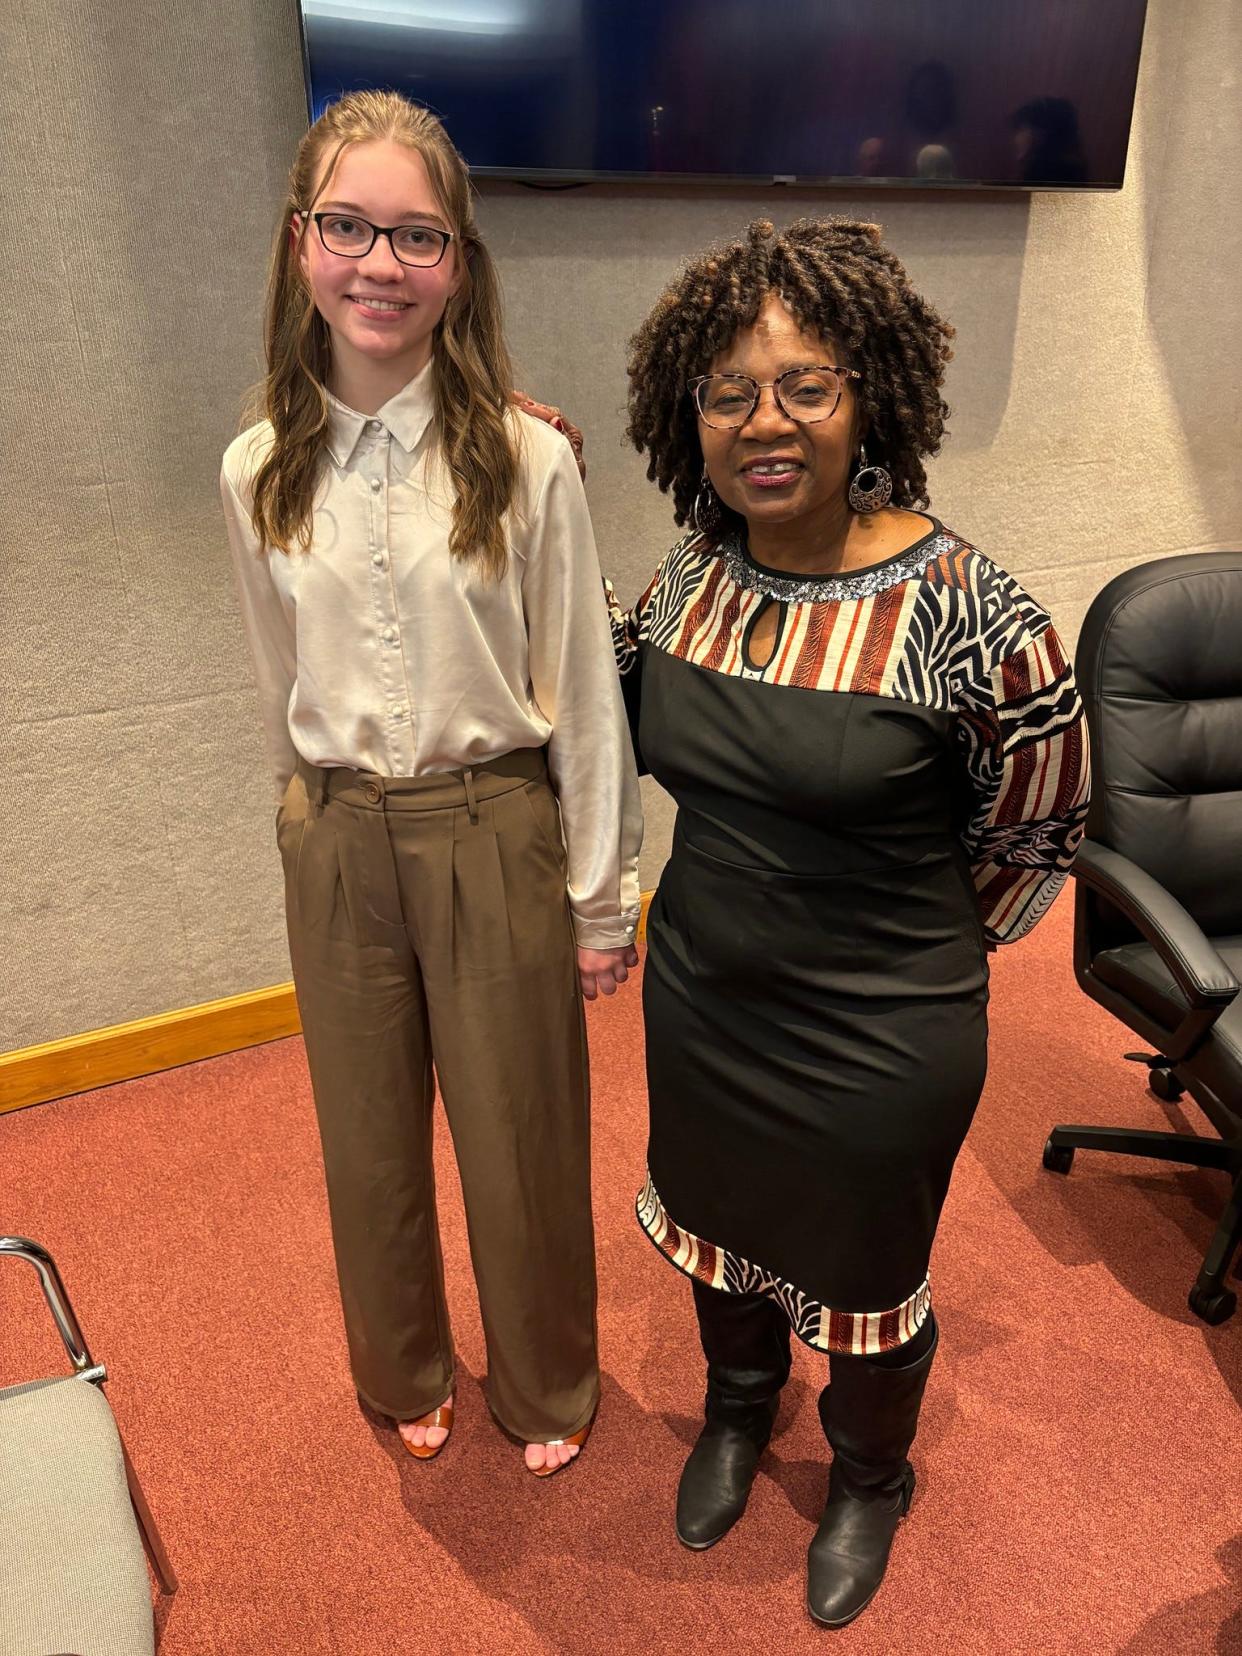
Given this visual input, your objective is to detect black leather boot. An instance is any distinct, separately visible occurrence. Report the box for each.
[676,1278,791,1550]
[806,1315,938,1627]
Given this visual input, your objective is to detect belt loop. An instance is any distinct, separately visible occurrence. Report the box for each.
[313,765,329,815]
[462,766,479,825]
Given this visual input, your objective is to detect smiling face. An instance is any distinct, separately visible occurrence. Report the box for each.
[297,138,460,390]
[698,293,860,540]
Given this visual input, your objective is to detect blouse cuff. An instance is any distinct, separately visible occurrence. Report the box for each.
[571,907,642,951]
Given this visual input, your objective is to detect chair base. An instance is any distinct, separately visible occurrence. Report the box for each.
[1043,1096,1242,1328]
[1122,1050,1187,1103]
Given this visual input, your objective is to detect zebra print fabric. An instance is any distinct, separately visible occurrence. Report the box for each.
[637,1173,932,1355]
[607,527,1089,943]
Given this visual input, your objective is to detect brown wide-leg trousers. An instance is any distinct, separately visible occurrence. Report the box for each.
[277,748,598,1441]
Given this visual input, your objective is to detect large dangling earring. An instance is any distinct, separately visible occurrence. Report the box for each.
[692,465,725,539]
[848,443,893,513]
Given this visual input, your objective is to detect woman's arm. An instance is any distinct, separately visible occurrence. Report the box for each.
[220,461,298,804]
[522,438,644,973]
[956,622,1091,944]
[509,390,653,762]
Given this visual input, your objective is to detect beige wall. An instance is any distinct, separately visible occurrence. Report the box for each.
[3,0,1239,1051]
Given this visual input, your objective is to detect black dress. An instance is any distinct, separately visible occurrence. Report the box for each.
[610,520,1089,1355]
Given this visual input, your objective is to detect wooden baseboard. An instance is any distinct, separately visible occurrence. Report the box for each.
[0,985,303,1116]
[0,891,655,1115]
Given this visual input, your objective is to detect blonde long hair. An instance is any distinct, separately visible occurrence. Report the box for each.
[248,91,518,577]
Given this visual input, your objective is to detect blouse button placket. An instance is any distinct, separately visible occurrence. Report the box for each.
[367,428,406,770]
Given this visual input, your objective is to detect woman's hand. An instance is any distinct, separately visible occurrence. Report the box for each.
[511,391,586,480]
[577,944,639,1001]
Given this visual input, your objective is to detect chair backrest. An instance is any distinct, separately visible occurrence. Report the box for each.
[1076,551,1242,942]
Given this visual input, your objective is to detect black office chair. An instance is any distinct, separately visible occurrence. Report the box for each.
[1043,551,1242,1326]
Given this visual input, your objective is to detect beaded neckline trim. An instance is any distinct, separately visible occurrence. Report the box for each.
[719,529,957,603]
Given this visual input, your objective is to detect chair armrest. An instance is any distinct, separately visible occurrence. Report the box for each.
[0,1237,98,1375]
[1073,840,1239,1009]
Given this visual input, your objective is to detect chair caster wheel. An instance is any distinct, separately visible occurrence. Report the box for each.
[1042,1138,1074,1175]
[1149,1066,1185,1103]
[1188,1285,1236,1326]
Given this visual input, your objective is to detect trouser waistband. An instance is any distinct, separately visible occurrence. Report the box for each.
[295,747,547,823]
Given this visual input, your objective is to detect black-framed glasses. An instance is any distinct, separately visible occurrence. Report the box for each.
[689,366,861,429]
[305,211,454,269]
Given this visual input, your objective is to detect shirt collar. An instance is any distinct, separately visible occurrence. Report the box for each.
[325,358,437,467]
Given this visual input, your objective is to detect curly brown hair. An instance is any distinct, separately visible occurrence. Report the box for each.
[626,217,955,528]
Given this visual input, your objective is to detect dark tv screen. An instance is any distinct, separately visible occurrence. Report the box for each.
[299,1,1149,190]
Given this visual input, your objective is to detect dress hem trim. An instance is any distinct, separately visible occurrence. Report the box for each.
[636,1172,932,1356]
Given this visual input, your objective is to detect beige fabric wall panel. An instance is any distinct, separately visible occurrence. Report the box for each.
[3,0,1239,1047]
[1,0,306,1050]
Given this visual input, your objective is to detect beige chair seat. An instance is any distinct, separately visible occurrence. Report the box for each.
[0,1375,154,1656]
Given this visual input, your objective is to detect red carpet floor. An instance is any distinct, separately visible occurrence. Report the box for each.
[2,895,1240,1655]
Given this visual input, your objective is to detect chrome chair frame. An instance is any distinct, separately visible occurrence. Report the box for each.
[1,1234,178,1595]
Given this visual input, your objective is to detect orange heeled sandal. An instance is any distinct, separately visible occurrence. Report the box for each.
[529,1419,592,1480]
[400,1401,454,1461]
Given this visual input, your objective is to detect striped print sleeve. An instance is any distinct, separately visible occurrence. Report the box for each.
[956,622,1091,944]
[606,542,680,671]
[604,562,664,773]
[604,574,641,675]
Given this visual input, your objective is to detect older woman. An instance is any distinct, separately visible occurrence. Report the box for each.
[611,218,1089,1627]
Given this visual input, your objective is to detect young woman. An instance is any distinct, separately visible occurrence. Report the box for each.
[220,91,641,1476]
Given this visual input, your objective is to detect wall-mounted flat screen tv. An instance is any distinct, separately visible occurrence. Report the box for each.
[298,1,1149,190]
